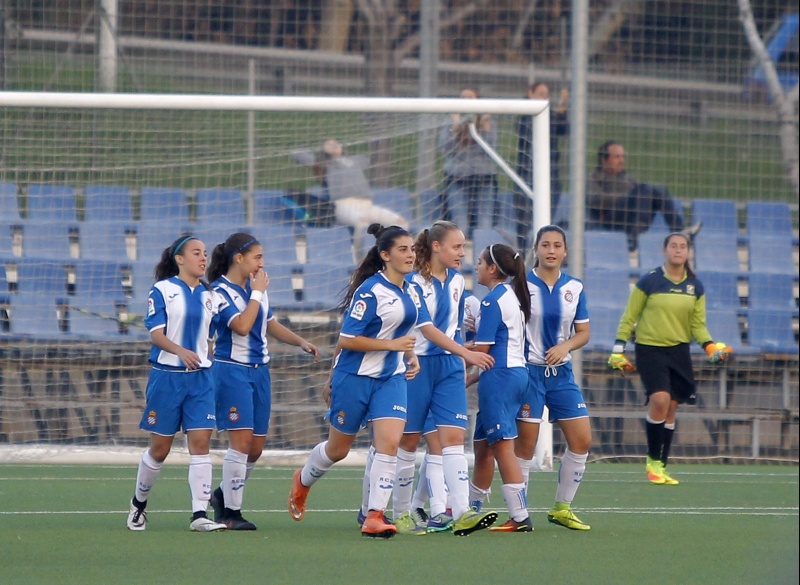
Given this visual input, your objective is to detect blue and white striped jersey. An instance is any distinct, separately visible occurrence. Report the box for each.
[336,271,420,379]
[408,268,466,355]
[145,276,222,368]
[212,276,274,365]
[525,269,589,366]
[474,282,527,369]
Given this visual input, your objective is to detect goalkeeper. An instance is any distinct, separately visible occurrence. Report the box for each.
[608,232,731,486]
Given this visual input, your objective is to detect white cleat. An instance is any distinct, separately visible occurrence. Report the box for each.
[189,515,227,532]
[127,500,147,531]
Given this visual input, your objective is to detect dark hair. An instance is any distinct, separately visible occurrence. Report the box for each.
[481,243,530,322]
[597,139,621,169]
[154,234,213,291]
[207,232,260,283]
[339,223,411,312]
[527,81,547,95]
[413,220,461,281]
[532,224,568,268]
[662,232,696,278]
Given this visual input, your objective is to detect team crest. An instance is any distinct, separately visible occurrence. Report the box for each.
[686,284,695,295]
[228,407,239,422]
[350,300,367,320]
[205,298,213,311]
[336,410,346,426]
[520,404,531,418]
[146,410,157,426]
[564,291,574,303]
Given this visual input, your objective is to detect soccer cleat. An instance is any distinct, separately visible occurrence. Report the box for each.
[547,506,591,531]
[646,456,666,485]
[661,467,680,486]
[189,515,227,532]
[288,468,310,521]
[394,511,427,535]
[224,511,257,531]
[411,507,429,526]
[426,512,454,533]
[361,510,397,539]
[358,509,390,526]
[126,500,147,531]
[488,516,533,533]
[210,486,225,522]
[469,500,484,512]
[452,509,498,536]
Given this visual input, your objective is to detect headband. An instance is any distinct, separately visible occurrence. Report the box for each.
[489,244,507,277]
[233,238,259,257]
[172,236,194,255]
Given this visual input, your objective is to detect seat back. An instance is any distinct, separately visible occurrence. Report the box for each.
[693,232,741,272]
[748,236,796,276]
[583,268,631,311]
[697,270,741,311]
[0,182,20,221]
[26,184,77,222]
[195,188,246,227]
[748,273,796,310]
[140,187,190,225]
[305,226,355,267]
[692,199,739,234]
[747,308,798,353]
[584,231,631,271]
[746,201,793,238]
[83,185,134,222]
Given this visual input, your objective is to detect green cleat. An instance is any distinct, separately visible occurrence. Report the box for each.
[547,505,590,531]
[661,467,680,485]
[646,456,666,485]
[393,511,427,535]
[452,509,498,536]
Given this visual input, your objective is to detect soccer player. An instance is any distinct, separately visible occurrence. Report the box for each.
[126,235,227,532]
[608,231,732,485]
[288,224,420,538]
[389,220,496,536]
[465,244,534,533]
[207,232,320,530]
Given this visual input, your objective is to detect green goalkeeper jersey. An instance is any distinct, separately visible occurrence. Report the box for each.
[615,266,713,349]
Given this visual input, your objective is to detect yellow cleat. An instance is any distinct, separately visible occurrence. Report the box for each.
[661,467,680,485]
[547,506,591,531]
[646,456,666,485]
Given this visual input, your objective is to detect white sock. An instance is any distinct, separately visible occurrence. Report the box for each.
[222,448,248,512]
[555,449,587,505]
[411,455,428,511]
[442,445,470,518]
[501,482,528,522]
[368,453,397,512]
[517,456,532,491]
[469,480,491,511]
[188,454,213,514]
[393,448,416,517]
[245,461,256,481]
[134,449,162,503]
[301,441,334,487]
[426,454,447,517]
[361,445,376,516]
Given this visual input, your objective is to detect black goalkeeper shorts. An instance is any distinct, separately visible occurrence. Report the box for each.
[634,342,697,405]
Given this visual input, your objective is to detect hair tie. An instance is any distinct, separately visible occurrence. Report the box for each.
[489,244,508,277]
[513,252,520,260]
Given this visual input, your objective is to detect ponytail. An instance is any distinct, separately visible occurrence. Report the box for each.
[484,243,530,322]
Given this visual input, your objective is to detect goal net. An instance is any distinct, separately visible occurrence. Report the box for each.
[0,93,556,464]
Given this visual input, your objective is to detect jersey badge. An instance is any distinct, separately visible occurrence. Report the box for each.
[564,290,574,303]
[351,300,367,320]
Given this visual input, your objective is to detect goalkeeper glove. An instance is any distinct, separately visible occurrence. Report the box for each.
[608,353,634,372]
[706,342,733,364]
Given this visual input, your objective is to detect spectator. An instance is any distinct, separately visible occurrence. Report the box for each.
[292,139,409,259]
[514,82,569,249]
[587,140,701,252]
[437,88,499,238]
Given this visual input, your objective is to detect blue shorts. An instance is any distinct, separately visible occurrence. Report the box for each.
[473,367,528,446]
[405,354,468,433]
[327,370,407,435]
[212,360,272,436]
[139,367,216,435]
[523,362,589,423]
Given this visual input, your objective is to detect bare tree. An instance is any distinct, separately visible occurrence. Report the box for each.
[320,0,355,52]
[739,0,799,196]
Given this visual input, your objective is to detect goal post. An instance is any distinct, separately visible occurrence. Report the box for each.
[0,91,553,468]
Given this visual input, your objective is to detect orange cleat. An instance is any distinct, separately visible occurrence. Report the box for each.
[361,510,397,538]
[288,468,310,521]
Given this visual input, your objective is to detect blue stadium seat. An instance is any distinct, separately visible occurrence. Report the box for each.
[747,308,798,353]
[68,297,128,340]
[0,265,7,293]
[491,190,516,232]
[252,189,306,226]
[305,226,355,267]
[748,272,796,311]
[0,222,16,259]
[14,261,69,294]
[692,199,739,235]
[585,306,624,352]
[417,188,446,226]
[191,226,253,255]
[26,184,77,222]
[693,232,741,273]
[583,268,631,311]
[746,201,793,240]
[262,262,302,310]
[471,228,515,267]
[6,293,66,340]
[584,231,631,271]
[139,187,190,225]
[83,185,134,222]
[697,270,742,311]
[372,187,414,223]
[0,182,20,221]
[251,225,300,266]
[302,262,352,311]
[637,230,667,272]
[195,188,246,226]
[748,235,796,276]
[72,260,126,300]
[705,309,747,353]
[21,222,75,260]
[130,260,156,303]
[133,222,193,265]
[79,222,132,262]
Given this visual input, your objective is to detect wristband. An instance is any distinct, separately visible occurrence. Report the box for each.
[612,343,625,354]
[249,290,264,303]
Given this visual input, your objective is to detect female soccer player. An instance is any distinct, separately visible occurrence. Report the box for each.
[207,232,320,530]
[288,224,420,538]
[608,231,731,485]
[389,221,496,536]
[465,243,533,533]
[126,235,227,532]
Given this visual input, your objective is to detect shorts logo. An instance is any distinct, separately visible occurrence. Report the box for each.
[564,291,574,303]
[350,300,367,320]
[146,410,157,426]
[336,410,346,426]
[228,407,239,422]
[520,404,531,418]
